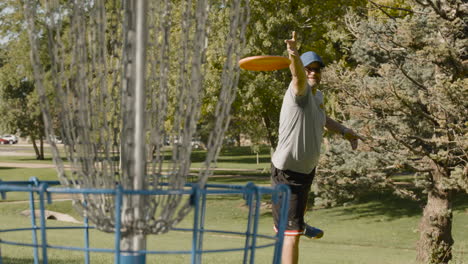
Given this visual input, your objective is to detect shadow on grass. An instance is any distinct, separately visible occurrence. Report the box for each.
[261,211,273,217]
[189,150,270,164]
[1,258,82,264]
[453,190,468,211]
[17,157,54,162]
[0,167,17,170]
[328,189,468,221]
[325,190,423,220]
[211,170,269,177]
[189,151,207,163]
[154,146,272,164]
[219,146,270,156]
[205,195,246,201]
[217,156,270,164]
[207,176,270,185]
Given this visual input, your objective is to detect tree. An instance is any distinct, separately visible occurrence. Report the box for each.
[0,75,46,159]
[321,1,467,262]
[0,0,47,159]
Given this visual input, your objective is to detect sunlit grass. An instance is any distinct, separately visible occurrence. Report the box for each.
[1,146,467,263]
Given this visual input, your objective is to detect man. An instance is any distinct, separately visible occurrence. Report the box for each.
[271,31,364,264]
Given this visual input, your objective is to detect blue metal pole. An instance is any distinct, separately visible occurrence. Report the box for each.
[242,183,255,264]
[194,185,207,264]
[120,253,146,263]
[0,180,3,264]
[249,187,261,264]
[0,179,5,200]
[190,184,201,264]
[83,201,90,264]
[115,186,122,264]
[28,179,39,264]
[272,184,290,264]
[38,183,48,264]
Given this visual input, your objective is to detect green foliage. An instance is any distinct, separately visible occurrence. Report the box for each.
[231,0,367,147]
[315,120,421,208]
[320,1,467,263]
[315,140,386,207]
[319,1,467,201]
[0,0,50,159]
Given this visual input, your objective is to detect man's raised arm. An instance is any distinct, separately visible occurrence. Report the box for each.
[285,31,307,96]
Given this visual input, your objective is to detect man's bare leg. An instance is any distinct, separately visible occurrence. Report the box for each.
[282,235,300,264]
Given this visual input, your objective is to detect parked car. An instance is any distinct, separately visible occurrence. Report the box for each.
[191,140,205,150]
[0,138,9,144]
[1,134,18,144]
[48,135,63,144]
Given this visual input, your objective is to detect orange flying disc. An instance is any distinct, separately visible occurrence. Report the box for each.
[239,55,291,71]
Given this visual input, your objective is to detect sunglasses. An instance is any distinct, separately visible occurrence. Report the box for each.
[305,66,321,73]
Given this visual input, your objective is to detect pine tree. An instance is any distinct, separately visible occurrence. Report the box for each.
[322,1,467,262]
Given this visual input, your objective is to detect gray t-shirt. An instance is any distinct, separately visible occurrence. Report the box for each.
[271,82,326,174]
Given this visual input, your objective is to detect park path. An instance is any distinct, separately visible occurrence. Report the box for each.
[0,162,263,172]
[0,162,67,169]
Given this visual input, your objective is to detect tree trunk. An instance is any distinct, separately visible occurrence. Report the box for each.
[31,135,41,159]
[261,114,277,148]
[416,166,454,264]
[39,137,44,160]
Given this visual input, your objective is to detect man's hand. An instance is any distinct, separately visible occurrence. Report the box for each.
[284,31,298,55]
[342,128,365,150]
[285,31,307,96]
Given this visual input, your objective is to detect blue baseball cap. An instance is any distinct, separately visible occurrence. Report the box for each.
[300,51,325,68]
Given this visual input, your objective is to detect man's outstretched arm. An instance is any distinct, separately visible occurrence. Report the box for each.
[285,31,307,96]
[325,116,365,150]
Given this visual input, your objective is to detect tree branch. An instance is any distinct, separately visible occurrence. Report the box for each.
[386,126,429,157]
[390,82,440,127]
[368,0,424,14]
[395,62,428,91]
[413,0,462,21]
[368,0,397,20]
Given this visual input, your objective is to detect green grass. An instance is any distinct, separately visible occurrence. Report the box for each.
[190,146,272,170]
[2,193,467,263]
[0,145,271,169]
[0,167,58,181]
[0,144,59,164]
[0,155,56,164]
[1,145,467,263]
[0,168,60,201]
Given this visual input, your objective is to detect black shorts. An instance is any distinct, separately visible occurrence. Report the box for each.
[271,164,315,236]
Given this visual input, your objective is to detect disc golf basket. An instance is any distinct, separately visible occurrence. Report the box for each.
[0,178,289,264]
[0,0,290,263]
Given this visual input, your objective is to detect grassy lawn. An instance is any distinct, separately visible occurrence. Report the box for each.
[0,145,467,263]
[1,194,467,264]
[0,145,272,169]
